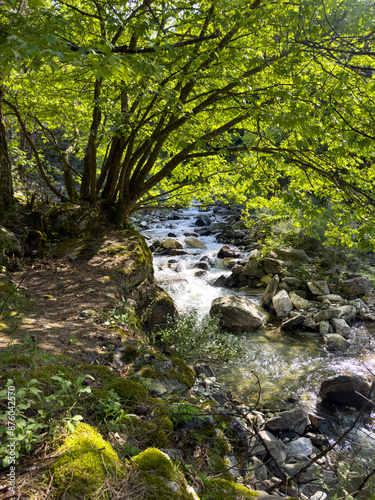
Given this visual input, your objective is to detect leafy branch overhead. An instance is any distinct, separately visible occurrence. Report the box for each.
[0,0,375,245]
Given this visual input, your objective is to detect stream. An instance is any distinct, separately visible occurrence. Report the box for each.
[133,207,375,430]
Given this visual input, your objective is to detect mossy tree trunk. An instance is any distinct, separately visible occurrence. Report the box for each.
[0,85,13,210]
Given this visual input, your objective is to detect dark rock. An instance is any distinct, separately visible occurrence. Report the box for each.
[263,258,285,275]
[319,375,374,408]
[341,277,372,298]
[210,274,241,288]
[194,262,209,271]
[194,363,215,378]
[281,315,306,330]
[217,245,239,258]
[195,215,212,226]
[265,408,310,435]
[167,249,189,256]
[261,275,280,310]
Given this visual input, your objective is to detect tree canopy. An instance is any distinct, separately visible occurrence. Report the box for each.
[1,0,375,246]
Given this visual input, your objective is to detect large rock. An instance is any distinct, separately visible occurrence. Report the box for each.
[307,281,330,295]
[184,236,207,249]
[263,258,285,275]
[272,247,311,263]
[242,260,264,278]
[195,214,212,226]
[330,318,351,338]
[265,408,309,435]
[217,245,239,258]
[341,277,372,298]
[337,305,357,321]
[290,292,309,310]
[319,375,374,408]
[210,295,269,331]
[0,226,21,255]
[316,294,345,303]
[313,308,341,322]
[272,290,293,318]
[261,275,279,310]
[162,238,183,249]
[323,333,350,352]
[281,314,306,330]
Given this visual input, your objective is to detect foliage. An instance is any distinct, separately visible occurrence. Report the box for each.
[167,401,204,427]
[0,0,374,246]
[94,389,136,432]
[0,374,92,467]
[150,310,243,362]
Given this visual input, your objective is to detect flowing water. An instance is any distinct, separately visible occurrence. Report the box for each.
[135,207,375,418]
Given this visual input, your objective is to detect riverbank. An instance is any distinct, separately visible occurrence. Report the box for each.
[0,203,374,499]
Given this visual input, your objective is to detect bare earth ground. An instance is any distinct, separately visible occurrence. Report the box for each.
[1,257,128,362]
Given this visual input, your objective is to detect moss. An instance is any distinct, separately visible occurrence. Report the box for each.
[106,378,149,409]
[51,423,120,499]
[120,345,141,363]
[0,355,33,369]
[170,358,196,388]
[77,364,119,387]
[134,448,176,479]
[99,245,130,256]
[128,418,169,448]
[132,448,197,500]
[207,478,258,499]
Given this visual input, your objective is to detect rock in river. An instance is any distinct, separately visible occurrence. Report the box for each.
[210,295,269,331]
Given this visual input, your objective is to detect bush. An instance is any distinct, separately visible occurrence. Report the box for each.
[150,310,243,362]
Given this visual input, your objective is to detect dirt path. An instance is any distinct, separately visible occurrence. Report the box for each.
[1,257,127,362]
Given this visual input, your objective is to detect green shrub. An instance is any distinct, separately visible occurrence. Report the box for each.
[150,310,243,362]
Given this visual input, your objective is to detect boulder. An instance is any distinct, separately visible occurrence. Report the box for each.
[272,247,311,263]
[217,245,239,258]
[263,257,285,275]
[242,260,264,278]
[319,321,330,334]
[281,315,306,330]
[195,214,212,226]
[285,437,313,457]
[232,265,244,275]
[265,408,309,435]
[323,333,350,352]
[162,238,183,249]
[307,281,330,295]
[314,308,341,322]
[316,294,345,303]
[272,290,293,318]
[341,277,372,298]
[261,275,280,310]
[0,226,21,255]
[330,318,351,338]
[290,292,309,310]
[210,295,270,331]
[337,305,357,321]
[184,236,207,249]
[319,375,374,408]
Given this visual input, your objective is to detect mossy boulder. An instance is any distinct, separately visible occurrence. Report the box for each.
[134,357,195,396]
[51,423,120,499]
[128,417,169,448]
[106,377,150,409]
[0,226,21,255]
[45,204,103,238]
[206,478,258,499]
[133,448,199,499]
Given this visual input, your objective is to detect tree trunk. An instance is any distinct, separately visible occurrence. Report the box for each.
[0,86,13,210]
[80,79,102,203]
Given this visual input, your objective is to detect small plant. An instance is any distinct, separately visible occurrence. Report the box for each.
[95,389,136,432]
[168,401,203,426]
[150,310,243,362]
[0,374,93,467]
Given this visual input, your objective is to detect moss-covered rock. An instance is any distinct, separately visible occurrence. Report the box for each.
[134,358,196,396]
[206,478,258,499]
[51,423,120,499]
[106,377,150,409]
[133,448,198,499]
[128,418,169,448]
